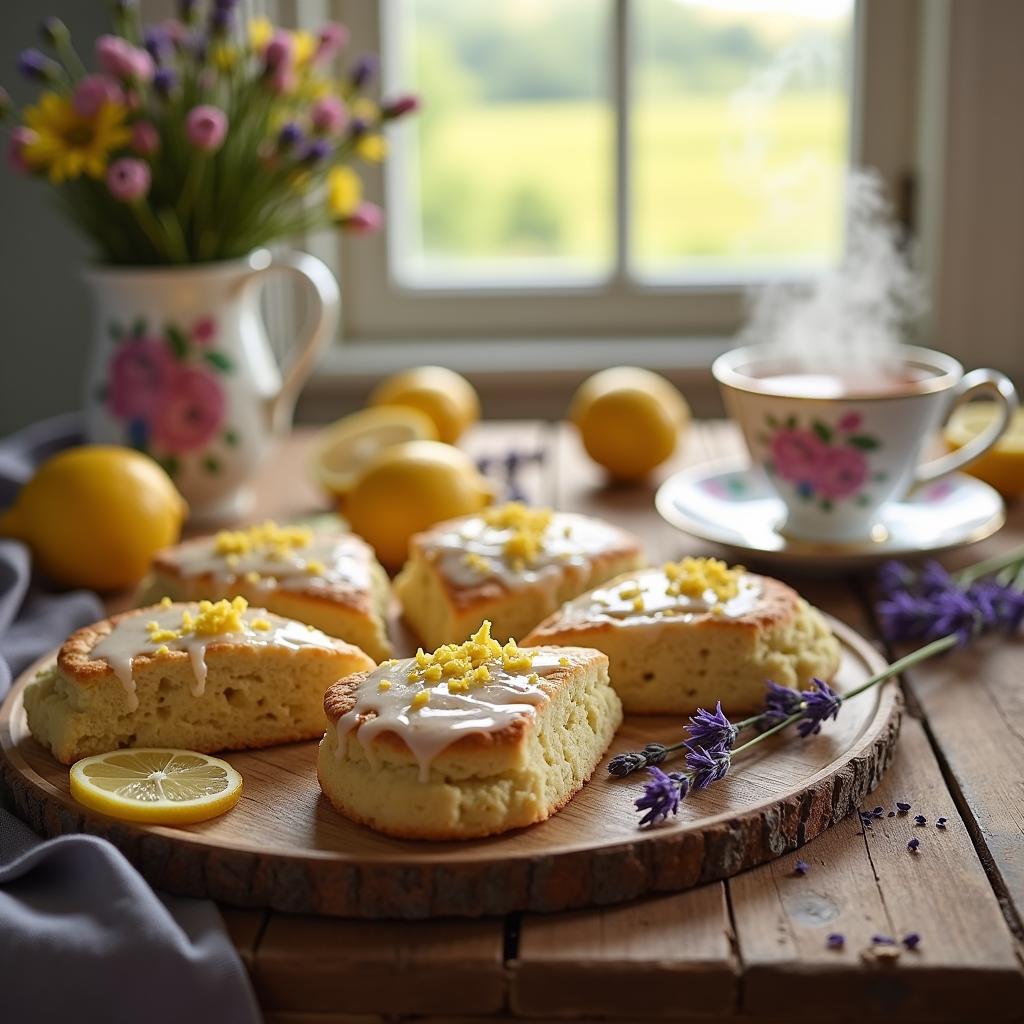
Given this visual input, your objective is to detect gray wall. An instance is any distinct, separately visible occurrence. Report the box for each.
[0,0,114,435]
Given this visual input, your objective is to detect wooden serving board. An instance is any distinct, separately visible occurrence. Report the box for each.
[0,616,900,919]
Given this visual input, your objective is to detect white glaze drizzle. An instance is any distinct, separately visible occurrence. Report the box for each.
[90,604,342,711]
[334,652,565,781]
[426,512,625,589]
[174,531,373,594]
[555,569,763,627]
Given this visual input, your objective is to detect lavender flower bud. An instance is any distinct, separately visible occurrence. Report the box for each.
[350,53,377,90]
[153,66,177,97]
[607,750,647,777]
[686,701,738,749]
[300,138,332,164]
[762,679,802,726]
[277,121,303,151]
[635,766,688,828]
[796,678,842,738]
[642,742,668,766]
[17,48,61,83]
[685,742,731,790]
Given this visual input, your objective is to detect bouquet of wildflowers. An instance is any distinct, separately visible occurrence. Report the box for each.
[614,548,1024,828]
[1,0,418,264]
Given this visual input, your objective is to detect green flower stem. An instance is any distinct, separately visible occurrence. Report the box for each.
[954,545,1024,585]
[730,712,802,757]
[130,200,173,261]
[177,155,206,224]
[842,632,959,701]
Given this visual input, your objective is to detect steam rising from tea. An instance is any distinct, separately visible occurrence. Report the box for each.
[740,170,926,372]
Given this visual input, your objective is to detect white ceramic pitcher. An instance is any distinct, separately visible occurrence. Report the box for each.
[82,248,340,523]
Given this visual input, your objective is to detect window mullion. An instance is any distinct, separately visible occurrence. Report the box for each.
[612,0,631,288]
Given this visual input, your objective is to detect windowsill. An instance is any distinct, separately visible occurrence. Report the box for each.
[298,335,735,422]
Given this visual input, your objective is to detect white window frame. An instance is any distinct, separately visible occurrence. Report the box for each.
[253,0,927,409]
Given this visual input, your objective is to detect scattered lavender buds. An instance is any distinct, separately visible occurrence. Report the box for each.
[908,838,921,853]
[936,817,948,829]
[914,815,927,826]
[896,801,912,814]
[903,932,921,950]
[872,934,896,946]
[826,933,845,950]
[794,859,809,876]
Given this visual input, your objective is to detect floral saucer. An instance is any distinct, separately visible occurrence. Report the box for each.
[655,457,1005,570]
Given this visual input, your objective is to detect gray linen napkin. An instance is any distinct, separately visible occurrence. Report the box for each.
[0,416,261,1024]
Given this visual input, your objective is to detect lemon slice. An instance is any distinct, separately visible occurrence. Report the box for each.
[944,401,1024,497]
[69,749,243,825]
[311,406,438,497]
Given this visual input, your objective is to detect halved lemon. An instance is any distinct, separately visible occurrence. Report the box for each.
[943,401,1024,497]
[311,406,438,497]
[69,749,243,825]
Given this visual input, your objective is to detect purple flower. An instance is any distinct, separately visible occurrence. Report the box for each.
[797,678,842,737]
[903,932,921,950]
[872,934,896,945]
[350,53,378,90]
[826,932,845,949]
[18,48,60,83]
[936,816,948,829]
[277,121,303,150]
[930,587,980,647]
[72,75,126,118]
[635,766,688,828]
[686,701,738,750]
[914,814,926,825]
[106,158,151,202]
[143,25,170,62]
[969,580,1024,633]
[264,31,293,73]
[896,801,911,813]
[300,138,332,165]
[186,105,228,151]
[382,94,420,119]
[686,743,731,790]
[877,590,932,645]
[763,679,802,726]
[154,67,177,97]
[908,837,920,852]
[608,750,647,777]
[920,561,954,595]
[794,858,809,876]
[348,116,369,139]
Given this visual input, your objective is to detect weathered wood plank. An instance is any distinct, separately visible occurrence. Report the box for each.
[219,907,266,977]
[511,885,738,1019]
[732,715,1024,1020]
[254,914,507,1016]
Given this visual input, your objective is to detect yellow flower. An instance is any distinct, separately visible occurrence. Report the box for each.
[23,92,131,184]
[293,29,316,68]
[249,15,274,53]
[351,98,379,122]
[327,166,361,218]
[211,43,238,72]
[356,134,388,163]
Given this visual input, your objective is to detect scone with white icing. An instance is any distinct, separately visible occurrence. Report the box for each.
[24,597,376,765]
[144,520,391,661]
[522,557,840,714]
[394,502,643,649]
[317,621,622,840]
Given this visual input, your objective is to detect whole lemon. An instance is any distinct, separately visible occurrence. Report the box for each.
[570,367,690,481]
[369,366,481,444]
[344,440,492,568]
[0,446,187,591]
[943,400,1024,497]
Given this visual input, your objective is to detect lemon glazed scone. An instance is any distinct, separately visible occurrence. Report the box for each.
[145,520,391,661]
[394,502,644,648]
[317,622,623,839]
[522,557,840,714]
[24,597,376,765]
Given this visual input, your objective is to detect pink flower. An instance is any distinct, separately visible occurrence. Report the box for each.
[108,338,173,420]
[192,317,216,345]
[269,68,296,95]
[7,127,36,173]
[344,200,383,234]
[815,446,870,500]
[106,158,151,202]
[311,96,347,135]
[152,366,225,452]
[185,105,228,151]
[314,23,349,64]
[838,411,863,432]
[771,429,826,485]
[72,74,126,118]
[96,35,154,83]
[264,31,293,73]
[382,94,420,120]
[131,120,160,156]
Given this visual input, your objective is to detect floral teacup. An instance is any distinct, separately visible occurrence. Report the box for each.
[712,344,1018,542]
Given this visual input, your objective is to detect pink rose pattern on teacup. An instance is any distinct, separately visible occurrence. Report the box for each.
[759,411,884,511]
[101,315,236,478]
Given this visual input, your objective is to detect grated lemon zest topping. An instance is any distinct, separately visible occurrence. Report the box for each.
[213,520,314,562]
[159,596,172,609]
[143,596,271,646]
[663,557,743,602]
[482,502,554,571]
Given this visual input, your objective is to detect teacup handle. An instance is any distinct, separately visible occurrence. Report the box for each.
[248,250,341,435]
[914,368,1018,486]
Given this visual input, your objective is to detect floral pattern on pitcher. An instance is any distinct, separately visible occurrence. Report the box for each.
[757,411,886,512]
[100,315,236,478]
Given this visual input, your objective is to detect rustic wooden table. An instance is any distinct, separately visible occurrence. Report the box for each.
[216,421,1023,1023]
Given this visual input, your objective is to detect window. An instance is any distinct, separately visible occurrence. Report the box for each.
[306,1,919,354]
